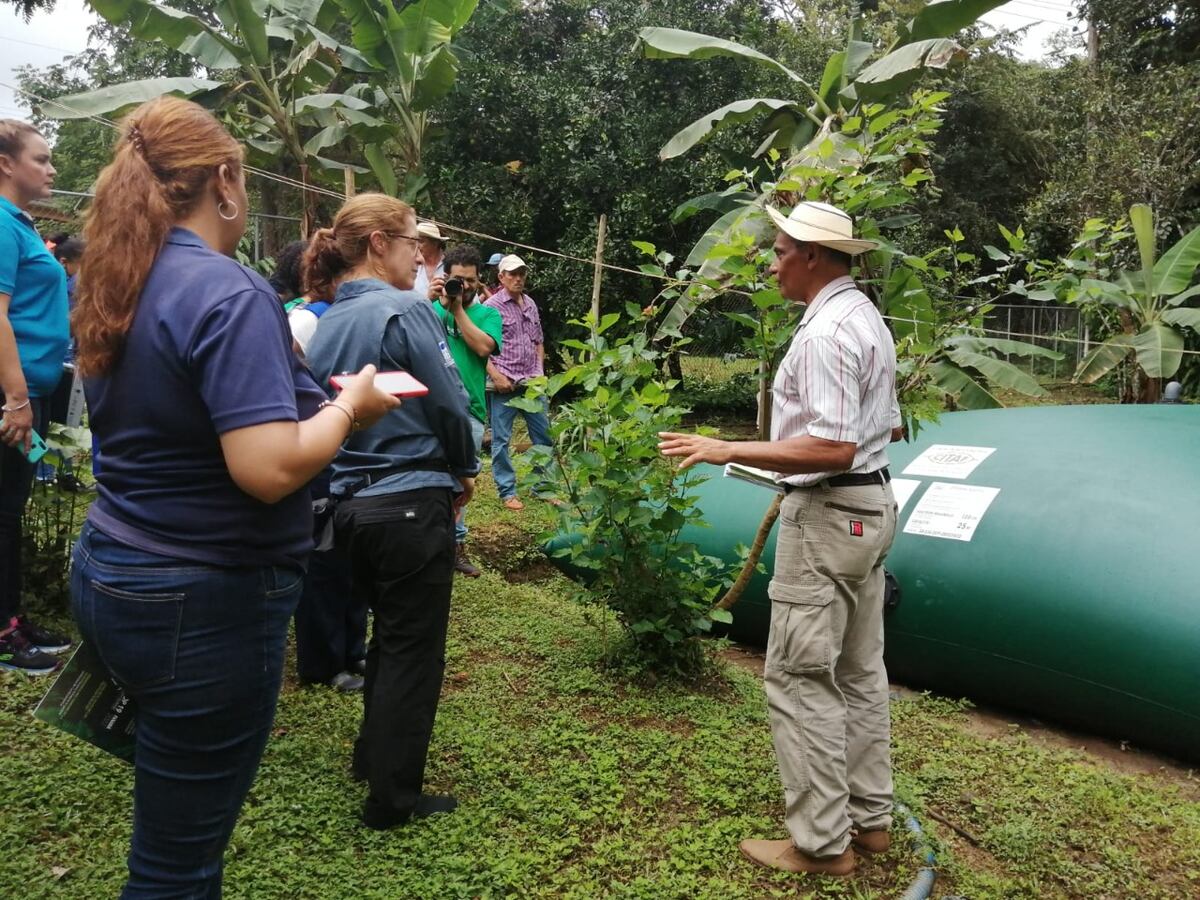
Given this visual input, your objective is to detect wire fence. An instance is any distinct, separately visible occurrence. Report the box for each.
[983,303,1085,380]
[678,299,1088,384]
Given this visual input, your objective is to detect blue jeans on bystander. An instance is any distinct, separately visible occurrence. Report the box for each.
[71,521,303,899]
[488,391,551,501]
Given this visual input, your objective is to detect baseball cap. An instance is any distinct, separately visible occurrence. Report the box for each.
[498,254,527,273]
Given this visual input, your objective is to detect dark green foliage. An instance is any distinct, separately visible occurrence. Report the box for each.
[19,425,92,614]
[423,0,830,350]
[512,313,739,674]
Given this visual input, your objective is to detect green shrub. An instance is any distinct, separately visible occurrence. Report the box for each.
[21,424,93,613]
[512,311,740,675]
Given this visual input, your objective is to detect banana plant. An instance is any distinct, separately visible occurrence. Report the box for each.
[637,1,1006,340]
[49,0,383,233]
[46,0,479,219]
[1067,204,1200,399]
[636,0,1007,162]
[881,240,1064,419]
[338,0,479,199]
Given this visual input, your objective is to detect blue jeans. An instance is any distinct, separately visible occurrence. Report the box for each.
[71,522,303,899]
[455,416,485,543]
[488,391,551,500]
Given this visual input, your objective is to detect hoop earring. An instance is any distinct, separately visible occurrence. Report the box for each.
[217,200,239,221]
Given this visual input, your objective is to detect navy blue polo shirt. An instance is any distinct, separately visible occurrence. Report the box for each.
[85,228,326,567]
[0,196,69,396]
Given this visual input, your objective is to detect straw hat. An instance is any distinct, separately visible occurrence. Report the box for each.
[416,222,448,243]
[765,201,878,255]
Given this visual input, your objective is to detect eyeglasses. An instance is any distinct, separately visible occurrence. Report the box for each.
[388,233,421,249]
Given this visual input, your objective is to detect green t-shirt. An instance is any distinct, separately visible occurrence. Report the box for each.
[433,298,503,423]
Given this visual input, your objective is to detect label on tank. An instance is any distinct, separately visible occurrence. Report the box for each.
[891,478,922,513]
[902,444,996,479]
[903,482,1000,542]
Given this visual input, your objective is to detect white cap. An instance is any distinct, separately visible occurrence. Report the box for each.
[765,201,878,255]
[498,254,527,273]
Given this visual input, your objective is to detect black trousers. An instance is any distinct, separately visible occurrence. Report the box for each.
[293,504,368,685]
[335,486,455,824]
[0,397,47,622]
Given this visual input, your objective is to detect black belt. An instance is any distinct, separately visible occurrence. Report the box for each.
[786,467,890,491]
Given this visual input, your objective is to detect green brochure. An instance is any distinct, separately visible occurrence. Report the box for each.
[33,641,135,763]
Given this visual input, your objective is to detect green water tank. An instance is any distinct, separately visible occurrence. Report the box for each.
[549,405,1200,761]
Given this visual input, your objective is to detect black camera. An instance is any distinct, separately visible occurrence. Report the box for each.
[444,277,465,298]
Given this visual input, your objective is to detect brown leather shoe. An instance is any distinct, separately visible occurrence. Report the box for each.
[454,544,481,578]
[502,496,525,511]
[850,827,891,856]
[738,838,855,876]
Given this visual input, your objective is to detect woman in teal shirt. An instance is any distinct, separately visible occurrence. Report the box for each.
[0,119,71,675]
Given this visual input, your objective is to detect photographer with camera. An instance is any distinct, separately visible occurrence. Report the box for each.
[428,244,502,577]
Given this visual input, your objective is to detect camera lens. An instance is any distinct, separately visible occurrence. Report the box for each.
[444,277,464,297]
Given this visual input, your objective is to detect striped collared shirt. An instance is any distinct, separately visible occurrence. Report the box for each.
[771,275,900,487]
[484,288,544,383]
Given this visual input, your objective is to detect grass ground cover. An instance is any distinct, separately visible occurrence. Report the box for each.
[2,473,1197,898]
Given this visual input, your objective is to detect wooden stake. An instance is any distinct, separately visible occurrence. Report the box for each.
[590,213,608,339]
[344,168,357,198]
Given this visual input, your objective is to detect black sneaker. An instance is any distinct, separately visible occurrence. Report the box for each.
[0,626,60,675]
[13,616,72,654]
[361,793,458,830]
[329,670,364,693]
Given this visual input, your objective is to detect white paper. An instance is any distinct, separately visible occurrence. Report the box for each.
[889,478,921,514]
[902,444,996,480]
[903,482,1000,542]
[723,463,785,493]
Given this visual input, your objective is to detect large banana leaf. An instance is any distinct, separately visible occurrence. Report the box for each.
[846,38,962,102]
[653,205,773,341]
[216,0,271,68]
[951,334,1064,360]
[90,0,243,69]
[659,98,801,161]
[1131,323,1184,378]
[817,41,873,108]
[269,0,325,20]
[1152,224,1200,296]
[292,92,372,112]
[364,142,398,196]
[53,77,225,118]
[930,360,1002,409]
[1161,308,1200,332]
[410,44,460,111]
[901,0,1012,44]
[1074,333,1134,383]
[944,346,1047,396]
[637,27,812,86]
[1165,284,1200,306]
[670,191,748,224]
[1129,203,1157,302]
[338,0,388,66]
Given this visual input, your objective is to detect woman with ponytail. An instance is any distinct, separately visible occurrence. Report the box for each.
[302,194,478,830]
[69,97,398,897]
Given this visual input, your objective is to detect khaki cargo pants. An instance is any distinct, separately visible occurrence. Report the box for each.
[765,481,898,858]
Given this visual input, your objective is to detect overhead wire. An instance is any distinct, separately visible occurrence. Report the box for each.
[5,80,1199,359]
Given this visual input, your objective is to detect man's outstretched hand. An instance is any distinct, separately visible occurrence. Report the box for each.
[657,432,733,471]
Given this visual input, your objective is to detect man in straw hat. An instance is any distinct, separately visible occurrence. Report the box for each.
[659,200,901,877]
[413,221,447,298]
